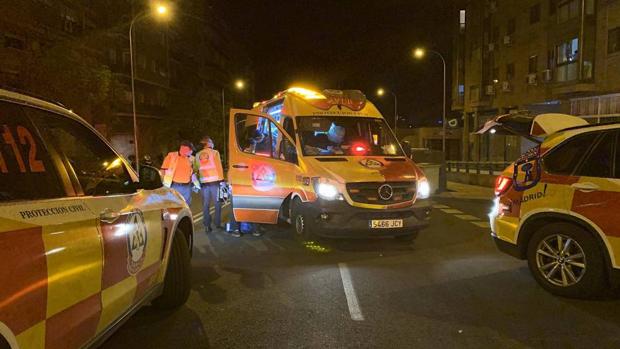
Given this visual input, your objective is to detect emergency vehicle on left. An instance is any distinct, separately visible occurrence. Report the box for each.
[0,88,194,349]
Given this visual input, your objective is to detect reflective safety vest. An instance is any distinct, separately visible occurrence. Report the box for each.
[160,151,200,188]
[194,148,224,183]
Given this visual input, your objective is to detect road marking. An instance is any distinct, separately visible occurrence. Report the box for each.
[338,263,364,321]
[454,214,481,221]
[440,208,464,214]
[433,204,450,209]
[472,221,491,228]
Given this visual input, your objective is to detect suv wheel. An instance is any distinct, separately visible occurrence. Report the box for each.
[527,222,606,298]
[152,228,191,308]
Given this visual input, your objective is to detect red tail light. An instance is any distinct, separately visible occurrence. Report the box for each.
[351,143,368,156]
[494,176,513,196]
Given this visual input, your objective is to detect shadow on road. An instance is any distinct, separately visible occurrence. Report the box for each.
[101,306,211,349]
[192,265,228,304]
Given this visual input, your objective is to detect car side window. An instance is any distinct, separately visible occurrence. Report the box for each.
[575,132,614,178]
[235,114,274,158]
[27,109,136,196]
[0,101,64,201]
[543,132,599,175]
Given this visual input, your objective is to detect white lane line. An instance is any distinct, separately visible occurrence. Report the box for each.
[454,214,481,221]
[472,221,491,228]
[338,263,364,321]
[433,204,450,209]
[440,208,464,214]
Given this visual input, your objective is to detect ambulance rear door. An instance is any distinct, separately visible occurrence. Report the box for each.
[228,109,300,224]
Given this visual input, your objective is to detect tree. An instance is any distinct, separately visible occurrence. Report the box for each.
[24,37,117,125]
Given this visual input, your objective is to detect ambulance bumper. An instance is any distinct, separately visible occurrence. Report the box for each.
[304,198,432,238]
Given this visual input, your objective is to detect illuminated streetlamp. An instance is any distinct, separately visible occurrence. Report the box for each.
[129,3,170,174]
[376,87,398,135]
[413,46,447,162]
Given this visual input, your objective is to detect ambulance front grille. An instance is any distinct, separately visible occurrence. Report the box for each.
[346,181,416,205]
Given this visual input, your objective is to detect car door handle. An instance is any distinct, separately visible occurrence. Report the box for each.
[232,164,249,169]
[571,182,600,192]
[100,208,121,224]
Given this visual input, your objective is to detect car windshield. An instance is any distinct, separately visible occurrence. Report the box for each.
[296,116,403,157]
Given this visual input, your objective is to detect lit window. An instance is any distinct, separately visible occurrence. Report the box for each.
[459,10,466,30]
[609,27,620,54]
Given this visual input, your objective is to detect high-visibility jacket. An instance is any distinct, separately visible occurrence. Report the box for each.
[160,151,200,188]
[194,148,224,183]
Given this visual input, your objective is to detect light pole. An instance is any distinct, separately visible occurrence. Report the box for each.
[129,4,169,174]
[414,47,447,162]
[376,87,398,136]
[221,79,246,163]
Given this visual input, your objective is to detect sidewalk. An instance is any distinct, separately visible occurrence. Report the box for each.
[436,181,495,200]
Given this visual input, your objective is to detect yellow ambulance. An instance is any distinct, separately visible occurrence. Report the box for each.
[0,89,193,348]
[483,113,620,298]
[228,87,431,240]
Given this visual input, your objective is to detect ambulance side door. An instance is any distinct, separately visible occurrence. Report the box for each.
[228,109,299,224]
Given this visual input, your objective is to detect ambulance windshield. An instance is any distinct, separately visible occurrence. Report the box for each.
[297,116,403,157]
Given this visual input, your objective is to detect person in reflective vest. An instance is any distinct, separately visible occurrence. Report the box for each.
[160,140,200,204]
[194,136,224,232]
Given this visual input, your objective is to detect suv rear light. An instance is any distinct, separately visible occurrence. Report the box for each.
[494,176,513,196]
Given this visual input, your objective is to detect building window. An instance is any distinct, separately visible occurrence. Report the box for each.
[549,0,557,15]
[139,55,146,70]
[122,52,130,66]
[506,63,515,80]
[459,9,466,31]
[558,0,579,23]
[4,34,25,50]
[458,84,465,96]
[151,60,157,73]
[507,18,516,36]
[492,67,499,82]
[530,3,541,24]
[469,85,480,102]
[609,27,620,54]
[556,38,579,81]
[108,49,117,65]
[529,55,538,74]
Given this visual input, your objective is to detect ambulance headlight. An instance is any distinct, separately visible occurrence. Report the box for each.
[417,178,431,199]
[313,178,342,201]
[317,183,339,200]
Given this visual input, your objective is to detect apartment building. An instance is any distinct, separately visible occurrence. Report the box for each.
[452,0,620,162]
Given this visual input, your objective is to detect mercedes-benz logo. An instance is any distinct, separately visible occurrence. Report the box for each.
[378,184,394,201]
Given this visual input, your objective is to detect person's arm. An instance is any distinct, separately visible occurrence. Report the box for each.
[160,153,171,176]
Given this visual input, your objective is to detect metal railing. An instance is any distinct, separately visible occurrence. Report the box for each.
[446,161,511,176]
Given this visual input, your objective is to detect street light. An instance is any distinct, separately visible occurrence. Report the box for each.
[221,79,247,162]
[376,87,398,136]
[413,47,447,162]
[129,3,170,174]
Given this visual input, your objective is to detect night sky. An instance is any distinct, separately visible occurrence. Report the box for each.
[214,0,454,127]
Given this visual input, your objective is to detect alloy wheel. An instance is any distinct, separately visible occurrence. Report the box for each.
[535,234,586,287]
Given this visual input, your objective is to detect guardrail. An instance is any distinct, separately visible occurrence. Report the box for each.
[446,161,511,176]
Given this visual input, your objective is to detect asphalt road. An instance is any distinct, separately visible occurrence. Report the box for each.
[102,196,620,348]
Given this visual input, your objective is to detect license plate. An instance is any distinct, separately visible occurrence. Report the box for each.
[370,219,403,229]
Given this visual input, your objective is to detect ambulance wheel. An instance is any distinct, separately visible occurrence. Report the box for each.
[291,198,317,242]
[153,228,191,309]
[526,222,606,298]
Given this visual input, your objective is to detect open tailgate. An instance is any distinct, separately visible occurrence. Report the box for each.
[475,113,588,142]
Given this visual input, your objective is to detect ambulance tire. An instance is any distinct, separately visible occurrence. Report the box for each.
[152,229,192,309]
[291,198,317,242]
[527,222,606,299]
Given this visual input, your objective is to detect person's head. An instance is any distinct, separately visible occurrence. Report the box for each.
[179,140,194,156]
[327,123,346,144]
[250,130,265,145]
[201,136,214,149]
